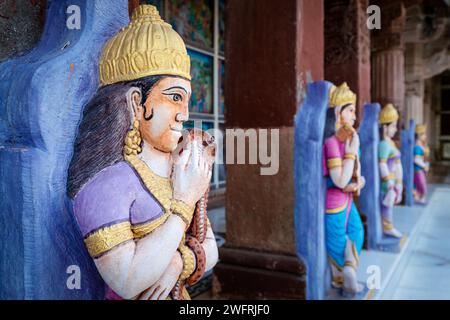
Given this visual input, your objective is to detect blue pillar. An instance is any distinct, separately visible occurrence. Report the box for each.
[401,119,416,207]
[359,103,382,250]
[0,0,129,299]
[294,81,333,300]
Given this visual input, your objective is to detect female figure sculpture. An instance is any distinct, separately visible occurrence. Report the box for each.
[323,83,365,295]
[67,5,218,300]
[413,124,430,204]
[378,104,403,238]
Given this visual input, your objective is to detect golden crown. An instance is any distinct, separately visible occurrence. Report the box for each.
[99,5,191,86]
[329,82,357,108]
[379,103,399,124]
[415,124,426,135]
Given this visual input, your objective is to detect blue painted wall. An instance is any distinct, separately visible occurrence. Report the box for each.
[0,0,129,299]
[401,120,416,207]
[294,81,333,300]
[359,103,382,250]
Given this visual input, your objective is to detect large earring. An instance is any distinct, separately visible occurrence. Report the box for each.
[124,119,142,157]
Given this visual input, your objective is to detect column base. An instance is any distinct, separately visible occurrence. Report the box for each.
[212,246,306,299]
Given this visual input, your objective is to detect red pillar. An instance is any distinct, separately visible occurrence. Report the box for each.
[212,0,323,299]
[371,1,407,127]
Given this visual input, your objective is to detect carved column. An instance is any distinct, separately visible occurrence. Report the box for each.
[371,1,407,127]
[324,0,371,117]
[212,0,324,299]
[403,2,450,126]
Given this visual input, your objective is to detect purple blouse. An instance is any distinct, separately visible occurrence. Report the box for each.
[73,161,167,255]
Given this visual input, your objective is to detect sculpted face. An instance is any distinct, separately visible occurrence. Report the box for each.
[337,104,356,128]
[134,77,192,153]
[419,132,427,143]
[385,121,398,138]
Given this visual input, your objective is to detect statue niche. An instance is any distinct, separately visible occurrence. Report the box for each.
[67,5,218,300]
[323,83,365,296]
[295,81,366,299]
[378,103,404,239]
[413,124,430,204]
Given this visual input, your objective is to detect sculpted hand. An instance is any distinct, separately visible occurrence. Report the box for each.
[343,177,365,193]
[138,252,183,300]
[345,133,360,155]
[395,183,403,204]
[359,176,366,190]
[173,140,212,208]
[343,183,359,193]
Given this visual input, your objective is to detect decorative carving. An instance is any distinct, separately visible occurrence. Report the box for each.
[325,0,359,66]
[371,2,406,52]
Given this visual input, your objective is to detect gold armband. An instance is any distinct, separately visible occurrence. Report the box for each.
[171,199,195,226]
[379,158,387,164]
[394,159,401,164]
[84,222,134,258]
[382,173,396,181]
[395,179,403,185]
[178,244,196,281]
[327,158,343,169]
[344,153,356,161]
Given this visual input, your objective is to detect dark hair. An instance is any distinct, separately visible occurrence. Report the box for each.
[379,122,393,140]
[67,75,163,198]
[323,103,352,140]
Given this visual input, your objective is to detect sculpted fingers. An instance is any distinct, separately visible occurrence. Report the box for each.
[140,284,159,300]
[190,140,200,169]
[148,284,163,300]
[158,288,171,300]
[177,146,191,169]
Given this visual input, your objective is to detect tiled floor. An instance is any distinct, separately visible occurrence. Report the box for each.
[390,186,450,300]
[202,186,450,300]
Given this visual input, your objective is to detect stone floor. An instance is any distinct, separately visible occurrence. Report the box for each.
[196,184,450,300]
[382,185,450,299]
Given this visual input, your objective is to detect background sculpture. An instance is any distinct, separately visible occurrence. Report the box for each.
[378,104,404,241]
[413,124,430,204]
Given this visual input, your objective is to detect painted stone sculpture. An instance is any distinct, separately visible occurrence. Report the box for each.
[323,83,365,294]
[413,124,430,204]
[67,5,218,300]
[378,103,403,238]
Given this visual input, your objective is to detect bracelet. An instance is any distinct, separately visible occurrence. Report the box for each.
[344,153,356,161]
[185,236,206,286]
[382,173,395,181]
[178,244,196,281]
[395,179,403,185]
[171,199,195,227]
